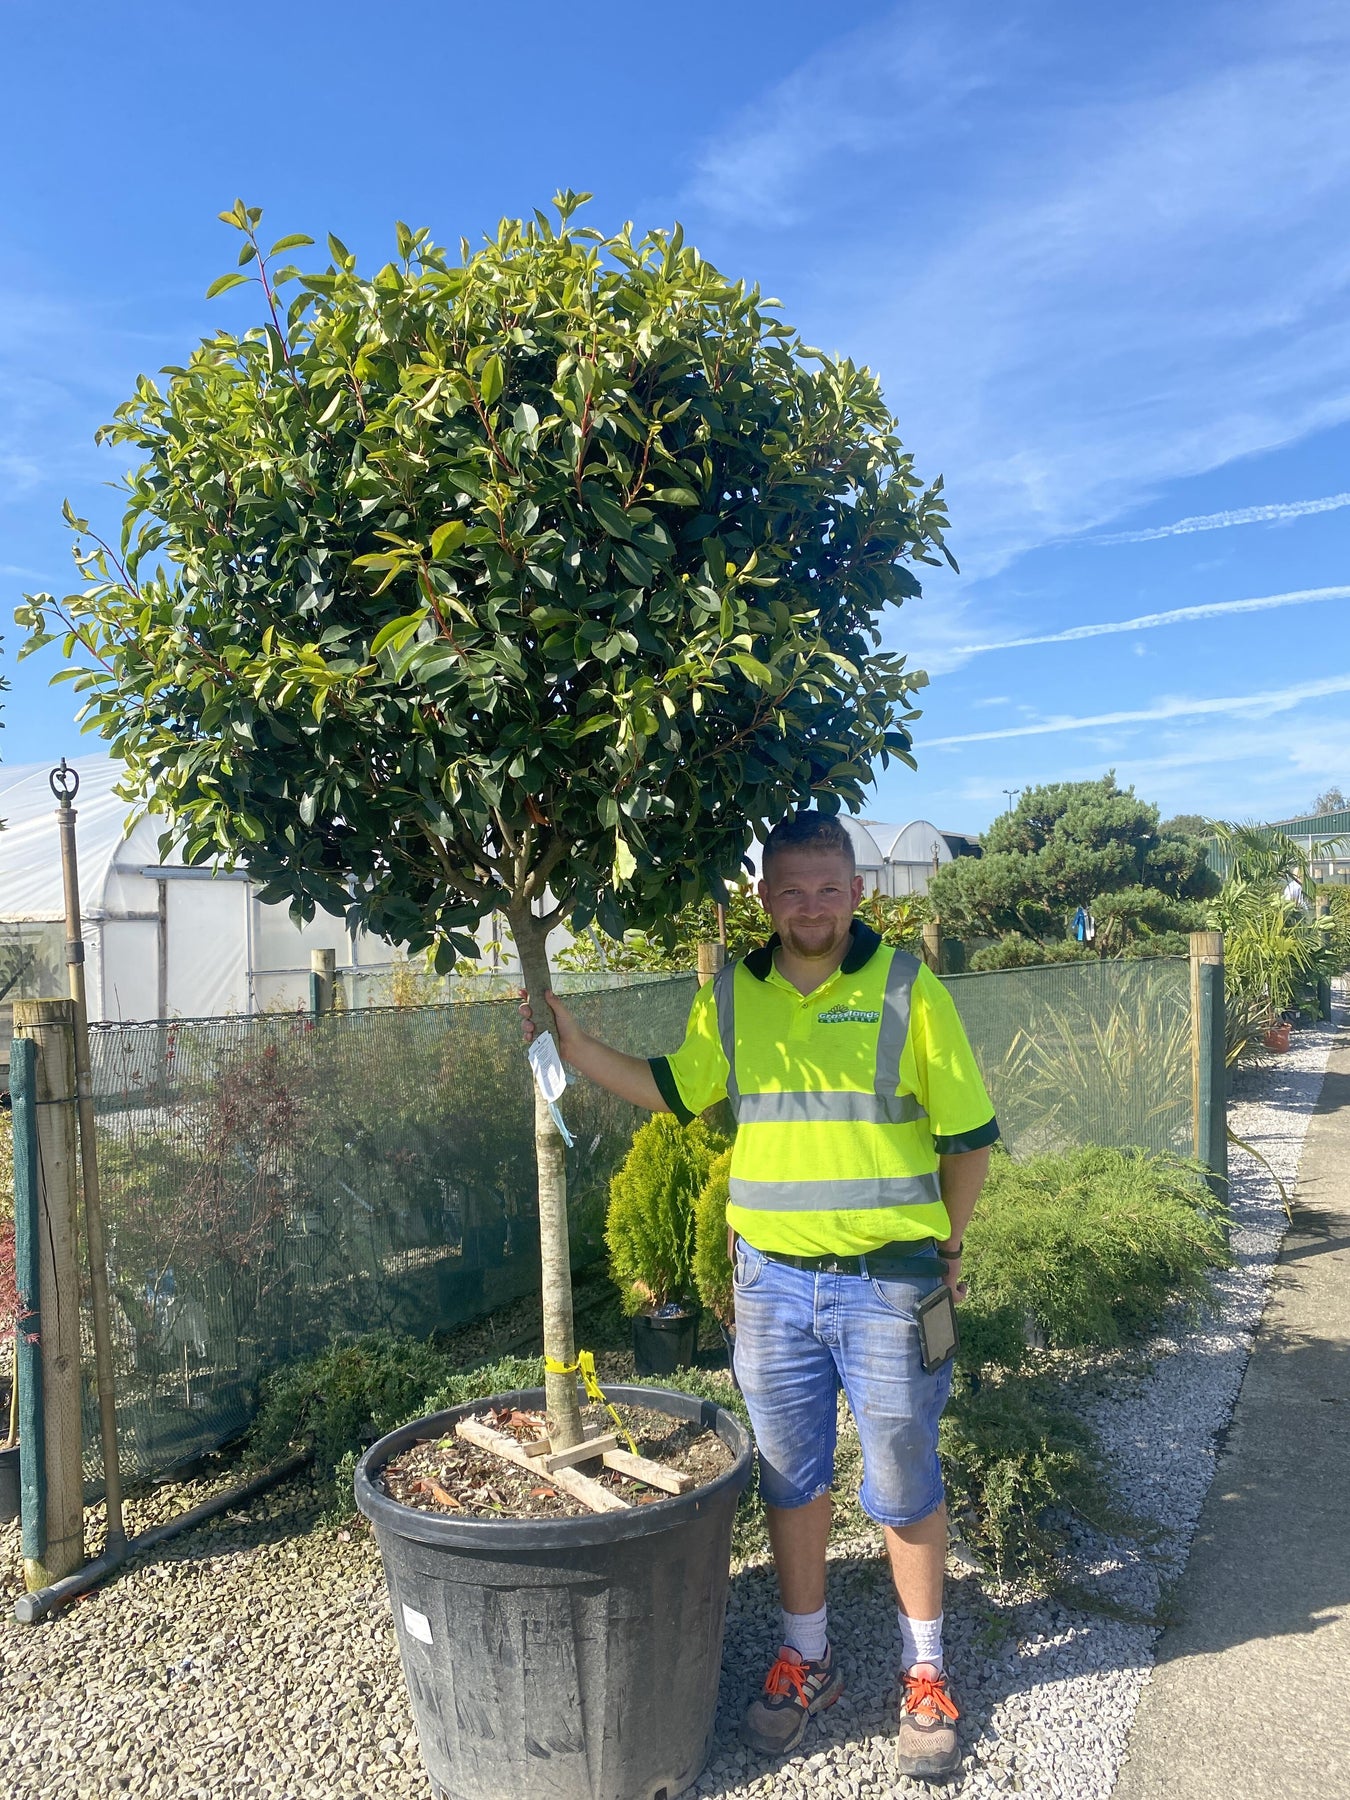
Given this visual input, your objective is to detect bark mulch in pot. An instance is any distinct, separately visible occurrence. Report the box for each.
[381,1400,735,1520]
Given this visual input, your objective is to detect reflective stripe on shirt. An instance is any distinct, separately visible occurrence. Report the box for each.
[729,1171,943,1212]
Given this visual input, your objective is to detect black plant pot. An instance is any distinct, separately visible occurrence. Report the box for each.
[0,1442,19,1525]
[355,1384,752,1800]
[631,1306,701,1378]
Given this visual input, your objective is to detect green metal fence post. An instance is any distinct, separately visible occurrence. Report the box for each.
[1190,931,1227,1201]
[10,1035,47,1567]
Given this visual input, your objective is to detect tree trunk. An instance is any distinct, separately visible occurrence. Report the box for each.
[509,903,585,1450]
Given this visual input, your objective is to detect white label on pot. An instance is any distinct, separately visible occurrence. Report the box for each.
[401,1603,433,1645]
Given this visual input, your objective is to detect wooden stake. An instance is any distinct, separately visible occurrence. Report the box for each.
[455,1416,630,1514]
[600,1449,695,1495]
[14,999,85,1587]
[542,1432,619,1472]
[696,941,726,987]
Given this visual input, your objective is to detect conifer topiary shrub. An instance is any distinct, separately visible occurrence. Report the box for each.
[606,1116,728,1315]
[692,1148,735,1324]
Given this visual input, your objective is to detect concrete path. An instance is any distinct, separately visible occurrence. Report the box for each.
[1113,1022,1350,1799]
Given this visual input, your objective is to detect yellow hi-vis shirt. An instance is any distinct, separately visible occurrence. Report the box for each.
[649,920,999,1257]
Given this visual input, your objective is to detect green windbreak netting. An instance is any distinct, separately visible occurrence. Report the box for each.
[941,956,1194,1162]
[83,974,696,1489]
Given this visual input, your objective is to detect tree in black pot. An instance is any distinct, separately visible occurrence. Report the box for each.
[607,1115,726,1375]
[21,195,951,1800]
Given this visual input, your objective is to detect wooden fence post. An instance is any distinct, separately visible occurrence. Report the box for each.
[921,921,941,972]
[1189,931,1227,1198]
[696,942,726,987]
[310,947,336,1017]
[13,999,85,1587]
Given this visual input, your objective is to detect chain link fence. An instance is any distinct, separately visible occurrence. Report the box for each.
[82,975,695,1489]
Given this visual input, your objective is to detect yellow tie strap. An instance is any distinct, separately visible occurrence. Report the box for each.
[543,1348,639,1455]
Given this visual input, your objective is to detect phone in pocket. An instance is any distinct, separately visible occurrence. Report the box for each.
[915,1284,959,1374]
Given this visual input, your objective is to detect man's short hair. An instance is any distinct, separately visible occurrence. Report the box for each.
[762,811,857,875]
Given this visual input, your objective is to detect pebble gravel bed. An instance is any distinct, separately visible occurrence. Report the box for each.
[1,1000,1340,1800]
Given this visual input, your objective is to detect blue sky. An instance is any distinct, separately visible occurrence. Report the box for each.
[4,0,1348,833]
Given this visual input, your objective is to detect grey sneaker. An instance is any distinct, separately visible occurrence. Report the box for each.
[896,1664,961,1781]
[743,1644,844,1756]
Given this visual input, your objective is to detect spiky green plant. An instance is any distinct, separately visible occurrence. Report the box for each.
[992,977,1193,1158]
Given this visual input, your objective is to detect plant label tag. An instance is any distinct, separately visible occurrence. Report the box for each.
[527,1031,568,1103]
[401,1603,434,1645]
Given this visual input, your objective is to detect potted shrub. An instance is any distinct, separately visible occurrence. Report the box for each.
[693,1147,736,1372]
[606,1115,725,1375]
[24,196,949,1798]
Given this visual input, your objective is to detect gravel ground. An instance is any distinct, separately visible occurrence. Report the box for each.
[1,999,1340,1800]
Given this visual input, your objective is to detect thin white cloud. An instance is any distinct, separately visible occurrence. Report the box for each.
[924,672,1350,747]
[692,3,1350,576]
[950,584,1350,658]
[1094,491,1350,544]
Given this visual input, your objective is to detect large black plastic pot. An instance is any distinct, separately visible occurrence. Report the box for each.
[0,1442,19,1524]
[355,1384,751,1800]
[630,1308,700,1378]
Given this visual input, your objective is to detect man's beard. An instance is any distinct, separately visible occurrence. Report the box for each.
[779,917,849,960]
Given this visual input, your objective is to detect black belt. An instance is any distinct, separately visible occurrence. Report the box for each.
[760,1239,940,1279]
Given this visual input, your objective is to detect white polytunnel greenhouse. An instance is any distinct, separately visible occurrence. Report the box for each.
[0,756,422,1021]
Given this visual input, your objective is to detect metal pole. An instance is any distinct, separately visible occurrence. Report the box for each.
[14,999,85,1585]
[50,760,125,1551]
[10,1037,47,1568]
[1189,930,1227,1199]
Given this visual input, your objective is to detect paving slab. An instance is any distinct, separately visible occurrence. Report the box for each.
[1113,1026,1350,1799]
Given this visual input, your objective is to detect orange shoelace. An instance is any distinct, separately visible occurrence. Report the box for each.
[902,1672,960,1723]
[763,1653,813,1701]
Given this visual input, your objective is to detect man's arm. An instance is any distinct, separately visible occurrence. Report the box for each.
[520,989,669,1112]
[936,1143,991,1298]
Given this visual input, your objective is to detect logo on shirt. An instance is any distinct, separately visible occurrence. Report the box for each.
[817,1008,881,1024]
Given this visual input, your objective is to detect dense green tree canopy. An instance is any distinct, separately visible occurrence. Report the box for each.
[19,194,950,969]
[928,775,1217,965]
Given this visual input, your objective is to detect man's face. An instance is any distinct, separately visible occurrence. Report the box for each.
[758,849,863,964]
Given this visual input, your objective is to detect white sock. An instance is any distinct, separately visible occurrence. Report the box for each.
[781,1602,829,1663]
[898,1609,944,1674]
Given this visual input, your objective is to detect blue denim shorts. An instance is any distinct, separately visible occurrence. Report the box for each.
[731,1240,953,1528]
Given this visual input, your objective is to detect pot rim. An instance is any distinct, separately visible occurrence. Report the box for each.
[354,1382,752,1551]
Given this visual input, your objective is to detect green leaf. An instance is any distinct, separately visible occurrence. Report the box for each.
[598,795,620,828]
[369,613,425,656]
[269,233,315,255]
[580,483,632,540]
[205,271,250,299]
[479,354,504,406]
[613,836,638,884]
[648,486,699,507]
[729,652,774,689]
[429,520,466,560]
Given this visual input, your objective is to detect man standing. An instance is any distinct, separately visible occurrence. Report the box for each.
[521,812,997,1782]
